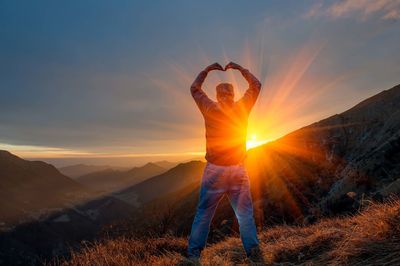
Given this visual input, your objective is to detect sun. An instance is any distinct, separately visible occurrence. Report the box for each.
[246,134,270,150]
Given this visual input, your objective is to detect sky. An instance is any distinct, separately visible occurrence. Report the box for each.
[1,0,400,167]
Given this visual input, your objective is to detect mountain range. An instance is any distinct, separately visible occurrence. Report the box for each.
[58,160,177,179]
[0,150,88,228]
[75,162,167,193]
[0,152,138,264]
[114,160,205,207]
[58,164,127,179]
[0,83,399,264]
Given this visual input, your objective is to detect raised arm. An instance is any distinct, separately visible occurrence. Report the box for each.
[190,63,223,114]
[225,62,261,112]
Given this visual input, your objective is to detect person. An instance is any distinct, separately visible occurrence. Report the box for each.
[185,62,263,264]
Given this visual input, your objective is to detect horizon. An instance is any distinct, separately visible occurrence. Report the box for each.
[3,84,397,167]
[1,1,399,166]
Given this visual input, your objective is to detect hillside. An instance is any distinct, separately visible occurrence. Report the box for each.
[245,83,400,222]
[0,150,89,227]
[61,199,400,265]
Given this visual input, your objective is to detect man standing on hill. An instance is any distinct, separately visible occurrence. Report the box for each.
[185,62,263,264]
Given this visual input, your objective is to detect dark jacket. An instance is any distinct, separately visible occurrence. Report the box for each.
[191,69,261,166]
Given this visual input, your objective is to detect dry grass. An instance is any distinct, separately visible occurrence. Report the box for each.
[60,199,400,266]
[60,237,187,266]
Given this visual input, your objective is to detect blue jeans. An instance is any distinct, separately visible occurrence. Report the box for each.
[187,162,259,257]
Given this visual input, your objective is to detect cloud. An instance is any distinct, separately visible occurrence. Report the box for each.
[382,8,400,19]
[306,0,400,21]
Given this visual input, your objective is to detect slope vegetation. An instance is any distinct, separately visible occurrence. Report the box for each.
[62,199,400,265]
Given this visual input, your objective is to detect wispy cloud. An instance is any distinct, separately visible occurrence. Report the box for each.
[306,0,400,21]
[0,142,204,159]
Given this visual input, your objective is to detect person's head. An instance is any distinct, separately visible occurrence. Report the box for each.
[216,83,234,104]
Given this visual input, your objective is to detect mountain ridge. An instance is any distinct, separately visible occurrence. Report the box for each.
[115,160,206,207]
[76,162,167,193]
[0,150,89,228]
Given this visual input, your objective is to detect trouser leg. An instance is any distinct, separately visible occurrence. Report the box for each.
[187,168,224,257]
[227,167,259,256]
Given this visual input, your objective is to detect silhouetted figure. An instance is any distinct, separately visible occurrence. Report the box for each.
[186,62,263,263]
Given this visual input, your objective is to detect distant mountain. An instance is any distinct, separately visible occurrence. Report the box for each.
[115,161,205,207]
[0,150,89,227]
[58,164,128,178]
[152,160,178,170]
[0,155,192,263]
[0,151,138,263]
[76,162,167,193]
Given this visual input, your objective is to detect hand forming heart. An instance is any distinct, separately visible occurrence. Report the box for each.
[224,62,243,71]
[204,62,244,73]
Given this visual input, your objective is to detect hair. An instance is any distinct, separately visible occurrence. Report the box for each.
[216,83,234,103]
[216,83,234,96]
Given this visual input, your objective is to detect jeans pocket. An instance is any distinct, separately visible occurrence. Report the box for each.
[233,167,250,187]
[202,165,220,188]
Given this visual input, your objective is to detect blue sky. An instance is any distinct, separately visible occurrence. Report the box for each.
[1,0,399,166]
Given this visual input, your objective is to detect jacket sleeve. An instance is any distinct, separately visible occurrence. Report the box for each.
[237,69,262,113]
[190,70,216,114]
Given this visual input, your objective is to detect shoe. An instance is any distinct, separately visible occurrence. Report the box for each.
[177,256,201,266]
[247,246,265,265]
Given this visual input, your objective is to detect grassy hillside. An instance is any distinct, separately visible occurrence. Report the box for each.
[60,199,400,265]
